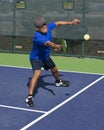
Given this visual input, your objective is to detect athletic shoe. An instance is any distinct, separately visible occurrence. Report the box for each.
[25,96,34,107]
[55,80,69,87]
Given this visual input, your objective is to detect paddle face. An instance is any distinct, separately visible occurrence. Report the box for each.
[61,39,67,53]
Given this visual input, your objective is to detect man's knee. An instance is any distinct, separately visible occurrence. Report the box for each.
[51,67,58,73]
[33,70,41,78]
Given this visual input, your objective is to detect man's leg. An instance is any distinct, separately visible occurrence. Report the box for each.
[51,66,60,81]
[26,59,42,107]
[43,58,63,86]
[43,57,69,87]
[29,70,41,95]
[51,67,69,87]
[26,70,41,107]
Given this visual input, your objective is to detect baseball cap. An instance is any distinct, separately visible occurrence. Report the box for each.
[34,17,46,28]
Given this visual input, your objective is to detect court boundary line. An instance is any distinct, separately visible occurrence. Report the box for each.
[0,64,103,76]
[0,104,47,114]
[20,75,104,130]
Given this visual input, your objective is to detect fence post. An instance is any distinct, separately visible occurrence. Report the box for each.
[12,36,16,53]
[81,40,85,58]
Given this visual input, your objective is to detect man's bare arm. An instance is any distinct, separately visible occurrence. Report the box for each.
[55,19,80,26]
[44,41,61,50]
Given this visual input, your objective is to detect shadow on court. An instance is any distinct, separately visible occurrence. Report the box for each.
[26,73,64,97]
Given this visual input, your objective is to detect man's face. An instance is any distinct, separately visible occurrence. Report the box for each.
[38,23,47,33]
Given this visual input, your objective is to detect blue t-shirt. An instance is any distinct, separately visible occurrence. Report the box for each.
[30,22,56,61]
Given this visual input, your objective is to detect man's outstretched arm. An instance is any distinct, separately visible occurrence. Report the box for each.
[55,19,80,26]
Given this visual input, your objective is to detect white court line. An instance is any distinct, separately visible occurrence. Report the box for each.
[0,104,46,114]
[0,64,103,75]
[20,75,104,130]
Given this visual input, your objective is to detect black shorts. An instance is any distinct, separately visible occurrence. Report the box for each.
[30,57,56,72]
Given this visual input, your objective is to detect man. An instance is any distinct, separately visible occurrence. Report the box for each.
[25,17,80,107]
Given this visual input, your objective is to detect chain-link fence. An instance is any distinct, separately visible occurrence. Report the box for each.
[0,0,104,59]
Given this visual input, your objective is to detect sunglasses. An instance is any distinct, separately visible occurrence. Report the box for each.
[41,23,47,27]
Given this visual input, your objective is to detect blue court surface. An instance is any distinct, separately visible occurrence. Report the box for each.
[0,66,104,130]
